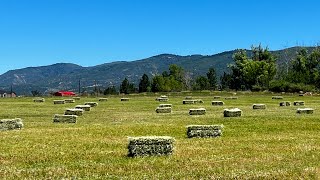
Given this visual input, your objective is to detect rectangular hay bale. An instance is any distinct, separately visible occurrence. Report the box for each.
[183,100,195,104]
[253,104,266,109]
[75,105,91,111]
[128,136,174,157]
[294,101,305,106]
[99,98,108,102]
[185,96,193,100]
[156,97,168,102]
[213,96,221,99]
[189,108,206,115]
[212,101,224,106]
[53,114,77,123]
[65,108,84,116]
[0,118,23,131]
[156,107,172,113]
[272,96,283,99]
[64,99,75,103]
[159,104,172,108]
[33,98,45,102]
[225,97,238,100]
[296,108,313,114]
[224,108,242,117]
[53,100,65,104]
[186,125,223,138]
[280,101,291,106]
[84,102,98,107]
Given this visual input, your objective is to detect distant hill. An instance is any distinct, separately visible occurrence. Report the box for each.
[0,46,316,95]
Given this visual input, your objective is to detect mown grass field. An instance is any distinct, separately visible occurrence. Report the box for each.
[0,92,320,179]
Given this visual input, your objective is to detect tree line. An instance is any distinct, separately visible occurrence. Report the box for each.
[103,45,320,95]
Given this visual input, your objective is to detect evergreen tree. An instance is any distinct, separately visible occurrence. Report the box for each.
[138,74,150,93]
[193,76,210,90]
[120,78,135,94]
[206,67,217,90]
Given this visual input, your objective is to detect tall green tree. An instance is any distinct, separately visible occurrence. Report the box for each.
[104,86,117,95]
[138,74,151,93]
[193,76,210,90]
[120,78,136,94]
[228,45,277,90]
[288,48,320,86]
[206,67,217,90]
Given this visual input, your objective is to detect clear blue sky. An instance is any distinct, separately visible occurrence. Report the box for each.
[0,0,319,74]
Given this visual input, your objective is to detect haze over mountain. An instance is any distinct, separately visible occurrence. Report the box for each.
[0,46,315,95]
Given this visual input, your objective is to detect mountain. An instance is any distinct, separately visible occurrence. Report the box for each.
[0,46,316,95]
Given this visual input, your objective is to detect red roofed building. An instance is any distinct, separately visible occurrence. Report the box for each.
[53,91,76,96]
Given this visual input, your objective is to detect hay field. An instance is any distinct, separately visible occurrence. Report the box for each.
[0,92,320,179]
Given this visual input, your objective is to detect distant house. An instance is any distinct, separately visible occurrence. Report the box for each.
[53,91,76,96]
[0,90,16,98]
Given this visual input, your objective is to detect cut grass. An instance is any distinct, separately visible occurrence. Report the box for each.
[0,93,319,179]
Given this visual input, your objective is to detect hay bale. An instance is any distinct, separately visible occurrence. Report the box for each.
[64,99,75,103]
[280,101,291,106]
[128,136,174,157]
[99,98,108,102]
[156,97,169,102]
[253,104,266,109]
[186,125,223,138]
[64,108,84,116]
[33,98,45,102]
[195,99,204,103]
[212,101,224,106]
[84,102,98,107]
[189,108,206,115]
[121,98,130,101]
[156,107,172,113]
[183,100,195,104]
[294,101,305,106]
[225,97,238,100]
[185,96,193,100]
[296,108,314,114]
[53,114,77,123]
[224,108,242,117]
[0,118,23,131]
[213,96,221,99]
[272,96,283,99]
[299,94,304,97]
[159,104,172,108]
[53,100,65,104]
[73,97,81,100]
[160,95,168,99]
[75,105,91,111]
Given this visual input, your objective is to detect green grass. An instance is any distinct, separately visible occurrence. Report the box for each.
[0,92,320,179]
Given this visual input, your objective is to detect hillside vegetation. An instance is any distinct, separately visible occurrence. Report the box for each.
[0,46,316,95]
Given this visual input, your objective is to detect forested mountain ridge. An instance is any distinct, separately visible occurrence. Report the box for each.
[0,46,315,95]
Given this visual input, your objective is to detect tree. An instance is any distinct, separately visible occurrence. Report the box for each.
[220,72,232,90]
[120,78,136,94]
[151,75,166,92]
[228,45,277,90]
[288,48,320,86]
[206,67,217,90]
[138,74,150,93]
[31,90,41,97]
[193,76,210,90]
[104,86,117,95]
